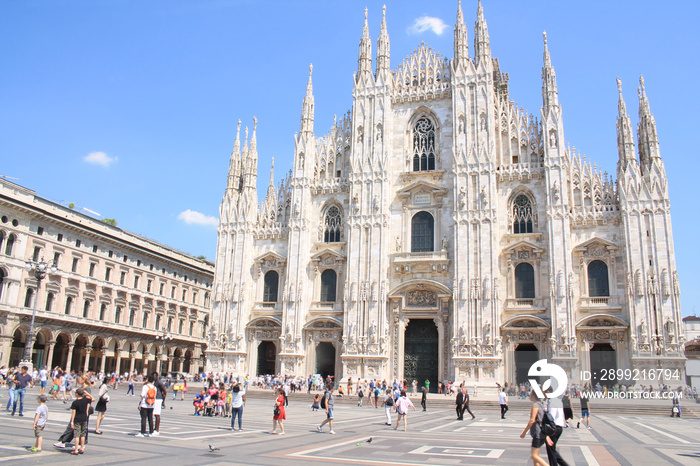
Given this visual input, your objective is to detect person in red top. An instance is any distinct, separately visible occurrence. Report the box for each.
[271,388,285,435]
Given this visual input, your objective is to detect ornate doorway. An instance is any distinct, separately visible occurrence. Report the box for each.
[315,342,336,379]
[514,343,539,384]
[403,319,438,392]
[590,343,616,387]
[256,341,277,375]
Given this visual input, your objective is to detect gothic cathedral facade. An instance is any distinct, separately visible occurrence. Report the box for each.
[206,2,685,388]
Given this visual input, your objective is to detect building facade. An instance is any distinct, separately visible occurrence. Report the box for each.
[207,2,685,388]
[0,179,214,375]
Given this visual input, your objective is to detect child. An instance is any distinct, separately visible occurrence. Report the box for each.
[31,394,49,452]
[193,390,205,415]
[69,388,90,455]
[312,394,321,411]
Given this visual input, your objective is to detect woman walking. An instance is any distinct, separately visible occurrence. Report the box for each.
[270,388,285,435]
[230,384,246,431]
[519,390,549,466]
[393,390,416,431]
[94,376,109,435]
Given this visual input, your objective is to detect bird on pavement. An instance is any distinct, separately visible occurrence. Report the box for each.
[367,437,373,443]
[208,445,221,452]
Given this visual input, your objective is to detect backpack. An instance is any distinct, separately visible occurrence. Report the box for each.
[540,402,557,437]
[385,396,394,407]
[146,385,157,405]
[320,392,328,409]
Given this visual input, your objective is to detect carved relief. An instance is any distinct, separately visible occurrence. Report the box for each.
[406,290,437,307]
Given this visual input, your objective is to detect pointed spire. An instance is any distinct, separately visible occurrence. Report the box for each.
[250,116,257,153]
[453,0,468,69]
[637,75,660,171]
[357,7,373,82]
[300,64,314,135]
[266,157,276,199]
[541,31,559,109]
[227,120,242,191]
[616,78,636,169]
[376,5,390,76]
[473,0,490,66]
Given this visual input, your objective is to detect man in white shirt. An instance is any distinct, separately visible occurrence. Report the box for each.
[39,367,48,395]
[498,388,508,419]
[546,391,571,466]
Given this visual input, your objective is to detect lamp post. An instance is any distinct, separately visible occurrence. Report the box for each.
[22,258,58,371]
[155,329,173,374]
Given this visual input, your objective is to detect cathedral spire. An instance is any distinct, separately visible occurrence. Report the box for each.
[266,157,276,199]
[227,120,242,191]
[453,0,468,69]
[357,7,373,82]
[637,75,660,171]
[541,31,559,109]
[376,5,390,76]
[246,117,258,180]
[616,78,636,170]
[473,0,490,67]
[300,64,314,135]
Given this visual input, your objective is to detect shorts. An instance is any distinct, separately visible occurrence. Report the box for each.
[531,436,546,448]
[153,399,163,416]
[581,408,590,417]
[73,421,87,439]
[40,381,47,388]
[34,425,45,438]
[326,407,334,419]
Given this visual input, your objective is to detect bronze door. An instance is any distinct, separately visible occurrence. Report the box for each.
[403,319,438,392]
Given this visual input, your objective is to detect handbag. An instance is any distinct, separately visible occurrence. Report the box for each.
[273,406,281,416]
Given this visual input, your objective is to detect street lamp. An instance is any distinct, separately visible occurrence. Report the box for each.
[22,258,58,371]
[155,329,173,374]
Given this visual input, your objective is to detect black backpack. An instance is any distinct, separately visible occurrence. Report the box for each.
[540,402,557,437]
[321,392,328,409]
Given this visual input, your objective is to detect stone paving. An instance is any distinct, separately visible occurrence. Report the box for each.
[0,386,698,465]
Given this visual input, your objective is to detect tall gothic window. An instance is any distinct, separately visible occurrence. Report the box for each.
[100,303,107,320]
[412,117,436,171]
[512,194,534,234]
[0,268,4,301]
[129,308,136,326]
[515,263,535,299]
[24,287,34,308]
[411,211,434,252]
[320,269,337,302]
[45,292,54,311]
[588,260,610,297]
[263,270,279,302]
[5,233,15,256]
[324,206,342,242]
[155,314,161,330]
[114,305,122,323]
[65,296,73,315]
[83,300,90,318]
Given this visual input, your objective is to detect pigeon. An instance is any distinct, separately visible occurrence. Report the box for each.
[367,437,373,443]
[208,445,220,452]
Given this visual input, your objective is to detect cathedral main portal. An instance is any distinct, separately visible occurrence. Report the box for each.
[403,319,439,392]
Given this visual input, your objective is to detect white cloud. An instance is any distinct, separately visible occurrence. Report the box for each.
[178,209,218,227]
[407,16,448,36]
[84,151,118,167]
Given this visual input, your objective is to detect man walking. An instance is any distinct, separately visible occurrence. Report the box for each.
[546,392,571,466]
[11,366,34,416]
[576,394,591,429]
[499,388,508,419]
[462,387,475,420]
[317,384,336,434]
[152,372,167,436]
[456,386,465,420]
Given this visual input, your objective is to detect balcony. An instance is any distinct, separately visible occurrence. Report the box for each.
[393,250,450,275]
[579,296,622,312]
[503,297,546,313]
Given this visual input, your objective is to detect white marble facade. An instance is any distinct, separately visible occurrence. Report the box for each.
[206,2,685,388]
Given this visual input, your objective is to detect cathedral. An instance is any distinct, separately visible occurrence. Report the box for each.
[206,1,685,389]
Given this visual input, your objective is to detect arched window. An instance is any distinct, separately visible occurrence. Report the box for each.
[0,231,5,253]
[179,319,184,334]
[143,312,149,328]
[65,296,73,315]
[320,269,337,302]
[588,260,610,297]
[0,268,6,301]
[324,206,342,242]
[512,194,534,234]
[515,263,535,299]
[83,300,90,318]
[263,271,279,302]
[412,117,436,171]
[5,233,15,256]
[24,287,34,308]
[100,303,107,320]
[45,292,54,311]
[411,211,434,252]
[114,305,122,323]
[129,309,136,326]
[189,321,194,336]
[167,316,173,332]
[202,316,209,338]
[155,314,161,330]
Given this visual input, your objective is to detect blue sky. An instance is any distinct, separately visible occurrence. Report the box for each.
[1,1,698,316]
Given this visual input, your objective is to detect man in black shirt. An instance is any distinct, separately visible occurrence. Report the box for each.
[11,366,34,416]
[152,372,167,436]
[577,394,591,429]
[70,388,90,455]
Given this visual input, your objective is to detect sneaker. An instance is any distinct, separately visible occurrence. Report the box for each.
[29,447,39,452]
[576,422,580,428]
[329,430,336,435]
[316,426,322,432]
[53,442,65,448]
[135,433,145,438]
[151,431,160,437]
[587,426,592,429]
[18,413,23,417]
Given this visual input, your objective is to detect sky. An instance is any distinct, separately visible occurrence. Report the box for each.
[1,1,698,317]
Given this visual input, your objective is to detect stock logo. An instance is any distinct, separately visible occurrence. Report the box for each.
[529,359,568,399]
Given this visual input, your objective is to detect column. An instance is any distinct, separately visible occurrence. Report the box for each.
[129,352,136,374]
[100,352,107,373]
[167,357,173,373]
[83,348,90,373]
[65,343,75,373]
[44,340,56,369]
[143,352,150,375]
[115,350,122,375]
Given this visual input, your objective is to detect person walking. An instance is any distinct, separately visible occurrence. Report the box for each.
[38,366,48,396]
[136,374,157,438]
[357,386,364,407]
[420,386,427,411]
[94,376,110,435]
[545,393,571,466]
[576,394,591,429]
[230,384,246,431]
[10,366,34,416]
[456,386,465,420]
[519,390,549,466]
[462,387,475,420]
[126,375,135,396]
[317,384,336,434]
[562,391,573,427]
[152,372,167,436]
[393,390,416,431]
[383,389,394,425]
[69,389,90,455]
[31,394,49,453]
[271,388,286,435]
[499,388,509,419]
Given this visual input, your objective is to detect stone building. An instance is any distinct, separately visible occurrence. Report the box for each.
[0,179,214,375]
[207,2,685,388]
